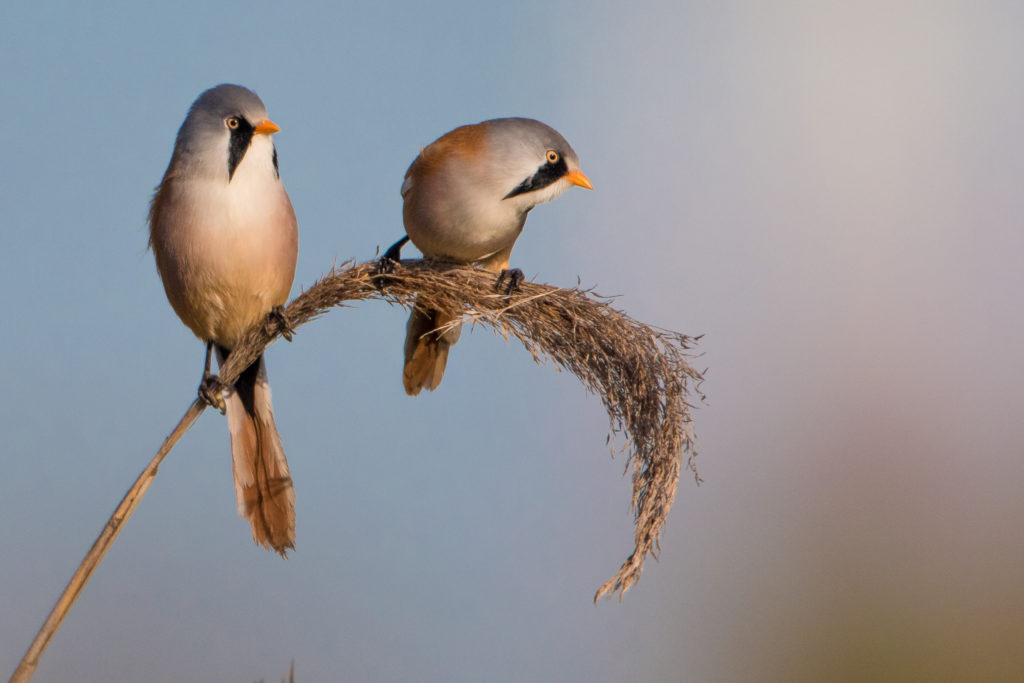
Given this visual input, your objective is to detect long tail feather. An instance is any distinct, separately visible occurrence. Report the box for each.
[219,348,295,555]
[402,305,462,395]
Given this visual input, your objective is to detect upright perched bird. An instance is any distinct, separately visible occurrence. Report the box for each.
[386,117,592,395]
[149,84,299,554]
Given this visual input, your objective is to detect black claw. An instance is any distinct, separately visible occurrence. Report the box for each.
[495,268,525,296]
[265,305,294,342]
[199,375,227,414]
[374,236,411,291]
[377,235,410,276]
[198,341,226,413]
[382,235,410,264]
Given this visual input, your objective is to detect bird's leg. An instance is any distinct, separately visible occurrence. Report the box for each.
[198,340,227,414]
[495,268,525,296]
[203,339,215,378]
[374,235,411,291]
[378,236,409,274]
[264,305,294,342]
[377,235,410,275]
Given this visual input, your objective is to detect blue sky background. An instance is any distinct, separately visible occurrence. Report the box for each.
[3,2,1024,681]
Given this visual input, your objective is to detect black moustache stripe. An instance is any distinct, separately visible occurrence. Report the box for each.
[227,118,255,181]
[503,156,569,199]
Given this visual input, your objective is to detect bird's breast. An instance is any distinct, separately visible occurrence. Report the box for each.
[151,168,298,347]
[403,180,525,263]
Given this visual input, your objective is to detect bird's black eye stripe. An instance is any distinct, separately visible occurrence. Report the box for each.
[226,115,255,180]
[503,155,569,199]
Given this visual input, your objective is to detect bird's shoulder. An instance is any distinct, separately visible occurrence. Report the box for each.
[402,122,490,198]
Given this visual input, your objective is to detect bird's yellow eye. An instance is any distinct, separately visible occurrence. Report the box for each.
[226,117,241,130]
[546,150,560,164]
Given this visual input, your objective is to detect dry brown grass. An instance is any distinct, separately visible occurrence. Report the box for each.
[225,258,704,600]
[12,256,703,682]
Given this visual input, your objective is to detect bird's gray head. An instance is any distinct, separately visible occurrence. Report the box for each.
[171,84,281,181]
[489,118,592,207]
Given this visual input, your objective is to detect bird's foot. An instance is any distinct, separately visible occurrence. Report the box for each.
[264,305,294,342]
[495,268,525,296]
[381,235,409,266]
[198,374,227,414]
[376,236,410,276]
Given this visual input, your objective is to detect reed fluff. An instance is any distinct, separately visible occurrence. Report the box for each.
[13,256,704,683]
[244,258,704,600]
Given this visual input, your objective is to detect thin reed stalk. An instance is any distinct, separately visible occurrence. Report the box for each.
[10,258,702,682]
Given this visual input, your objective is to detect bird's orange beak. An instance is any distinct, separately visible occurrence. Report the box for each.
[253,119,282,135]
[565,169,593,190]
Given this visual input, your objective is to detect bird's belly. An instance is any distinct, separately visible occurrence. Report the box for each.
[190,238,292,346]
[154,183,297,347]
[407,207,523,264]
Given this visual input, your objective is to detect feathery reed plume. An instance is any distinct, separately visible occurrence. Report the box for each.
[267,258,704,600]
[12,257,702,682]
